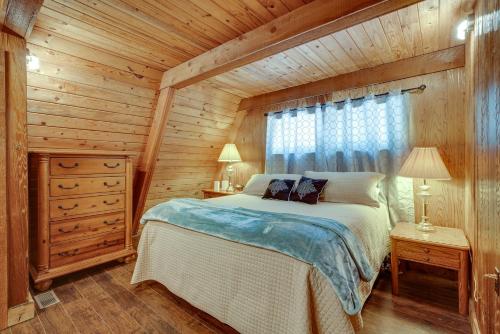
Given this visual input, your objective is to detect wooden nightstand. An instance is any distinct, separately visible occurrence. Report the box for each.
[202,189,236,199]
[390,223,470,315]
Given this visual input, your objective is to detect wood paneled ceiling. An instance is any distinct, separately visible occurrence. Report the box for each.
[204,0,469,98]
[33,0,311,72]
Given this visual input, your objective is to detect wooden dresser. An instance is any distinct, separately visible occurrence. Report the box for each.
[28,151,135,290]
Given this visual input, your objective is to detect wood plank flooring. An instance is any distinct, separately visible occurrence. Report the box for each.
[3,261,471,334]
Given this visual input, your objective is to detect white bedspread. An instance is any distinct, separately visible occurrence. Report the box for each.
[131,194,391,334]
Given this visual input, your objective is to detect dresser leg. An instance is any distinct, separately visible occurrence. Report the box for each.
[34,279,53,292]
[124,255,135,264]
[117,255,135,264]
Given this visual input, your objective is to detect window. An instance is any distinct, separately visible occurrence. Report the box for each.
[266,93,408,166]
[268,108,316,154]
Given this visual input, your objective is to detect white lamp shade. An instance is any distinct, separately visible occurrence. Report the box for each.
[399,147,451,180]
[218,143,242,162]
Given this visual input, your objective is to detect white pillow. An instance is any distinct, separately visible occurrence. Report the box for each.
[243,174,302,196]
[304,171,385,207]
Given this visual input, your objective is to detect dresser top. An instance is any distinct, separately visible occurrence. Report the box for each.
[391,223,470,250]
[29,148,137,156]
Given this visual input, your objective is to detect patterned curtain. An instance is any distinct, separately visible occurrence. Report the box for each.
[265,90,414,225]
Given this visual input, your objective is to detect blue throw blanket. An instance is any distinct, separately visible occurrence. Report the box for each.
[141,198,374,315]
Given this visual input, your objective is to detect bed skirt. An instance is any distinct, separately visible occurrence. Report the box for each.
[131,221,379,334]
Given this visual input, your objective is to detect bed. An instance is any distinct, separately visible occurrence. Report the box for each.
[131,193,391,334]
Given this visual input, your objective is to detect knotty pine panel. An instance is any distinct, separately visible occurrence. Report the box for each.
[232,68,467,230]
[26,27,159,163]
[466,0,500,331]
[145,84,241,210]
[25,27,245,235]
[32,0,306,73]
[207,0,468,97]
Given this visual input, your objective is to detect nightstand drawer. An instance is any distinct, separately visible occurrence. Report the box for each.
[396,240,461,269]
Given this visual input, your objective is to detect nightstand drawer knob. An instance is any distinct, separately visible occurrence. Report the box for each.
[425,257,430,262]
[423,248,430,253]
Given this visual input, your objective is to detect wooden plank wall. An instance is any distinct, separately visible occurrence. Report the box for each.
[145,83,242,209]
[231,68,467,230]
[24,27,246,225]
[466,0,500,331]
[25,28,162,161]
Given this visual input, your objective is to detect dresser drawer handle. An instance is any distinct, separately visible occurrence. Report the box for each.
[103,162,120,168]
[103,199,119,205]
[58,249,79,257]
[58,203,78,210]
[58,224,80,233]
[103,219,120,226]
[103,181,120,188]
[58,162,79,169]
[58,183,79,190]
[423,248,430,254]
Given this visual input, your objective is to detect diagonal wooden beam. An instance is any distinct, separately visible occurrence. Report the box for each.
[238,45,466,110]
[160,0,422,89]
[2,0,44,39]
[132,87,175,234]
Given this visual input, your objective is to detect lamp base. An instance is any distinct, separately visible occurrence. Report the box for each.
[226,163,234,192]
[416,221,435,232]
[416,180,435,232]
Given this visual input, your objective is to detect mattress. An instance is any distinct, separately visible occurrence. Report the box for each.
[131,194,391,334]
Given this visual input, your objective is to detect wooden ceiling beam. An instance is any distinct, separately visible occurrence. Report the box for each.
[1,0,43,39]
[161,0,422,89]
[238,45,466,110]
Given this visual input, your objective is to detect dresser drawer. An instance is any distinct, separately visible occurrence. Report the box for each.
[396,240,461,269]
[50,176,125,197]
[50,157,125,175]
[50,212,125,243]
[50,231,125,268]
[49,194,125,219]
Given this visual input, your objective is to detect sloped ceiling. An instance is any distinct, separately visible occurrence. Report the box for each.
[204,0,468,97]
[35,0,311,72]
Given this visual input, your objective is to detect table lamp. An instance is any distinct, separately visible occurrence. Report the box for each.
[218,143,242,192]
[399,147,451,232]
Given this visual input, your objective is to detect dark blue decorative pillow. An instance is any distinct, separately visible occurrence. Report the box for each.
[262,179,296,201]
[290,176,328,204]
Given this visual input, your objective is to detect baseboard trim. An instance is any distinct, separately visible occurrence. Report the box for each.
[7,293,35,327]
[469,299,480,334]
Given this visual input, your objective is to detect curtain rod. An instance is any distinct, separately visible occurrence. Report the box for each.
[264,84,426,117]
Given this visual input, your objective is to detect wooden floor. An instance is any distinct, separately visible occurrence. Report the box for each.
[2,261,471,334]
